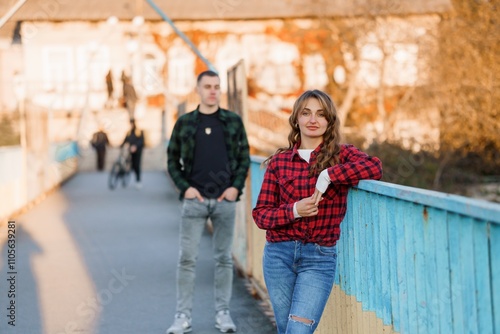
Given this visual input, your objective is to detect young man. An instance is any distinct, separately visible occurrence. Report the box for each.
[166,70,250,333]
[121,119,144,188]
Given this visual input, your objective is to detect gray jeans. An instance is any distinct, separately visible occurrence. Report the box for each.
[176,198,236,317]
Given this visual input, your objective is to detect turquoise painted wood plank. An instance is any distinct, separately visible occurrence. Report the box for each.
[395,199,409,333]
[371,194,384,321]
[337,204,349,287]
[345,191,354,293]
[448,212,465,333]
[473,221,494,334]
[411,204,428,334]
[489,223,500,334]
[458,217,479,333]
[351,190,363,302]
[342,216,351,292]
[364,191,376,311]
[378,196,393,326]
[359,191,369,308]
[250,159,265,208]
[434,210,453,333]
[404,203,418,332]
[357,192,366,304]
[347,191,357,297]
[422,207,439,333]
[387,197,400,331]
[343,199,353,295]
[357,180,500,224]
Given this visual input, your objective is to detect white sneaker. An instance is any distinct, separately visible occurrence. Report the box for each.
[215,310,236,333]
[166,313,192,334]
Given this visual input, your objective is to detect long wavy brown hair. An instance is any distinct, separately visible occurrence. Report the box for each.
[264,90,342,176]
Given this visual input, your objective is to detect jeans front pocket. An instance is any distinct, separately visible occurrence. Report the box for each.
[315,244,338,257]
[182,198,204,218]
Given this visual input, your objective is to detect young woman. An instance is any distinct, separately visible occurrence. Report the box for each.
[252,90,382,334]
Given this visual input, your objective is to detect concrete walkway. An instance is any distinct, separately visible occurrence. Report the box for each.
[0,171,275,334]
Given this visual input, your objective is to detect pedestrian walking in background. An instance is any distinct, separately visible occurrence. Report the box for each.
[252,89,383,334]
[120,70,127,94]
[90,126,109,171]
[105,69,114,109]
[121,118,144,188]
[123,76,138,120]
[166,70,250,334]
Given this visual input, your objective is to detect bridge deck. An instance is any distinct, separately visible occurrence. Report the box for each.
[0,171,275,334]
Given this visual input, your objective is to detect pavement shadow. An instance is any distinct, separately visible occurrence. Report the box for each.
[0,222,43,333]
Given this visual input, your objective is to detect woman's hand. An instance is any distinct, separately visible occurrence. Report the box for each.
[296,195,320,217]
[311,189,323,206]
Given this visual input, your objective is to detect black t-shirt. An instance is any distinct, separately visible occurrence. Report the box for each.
[123,128,144,152]
[189,111,232,198]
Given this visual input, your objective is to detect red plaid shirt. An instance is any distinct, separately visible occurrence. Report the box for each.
[252,143,382,246]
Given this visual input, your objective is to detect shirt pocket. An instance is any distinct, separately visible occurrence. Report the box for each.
[321,185,339,200]
[277,175,297,203]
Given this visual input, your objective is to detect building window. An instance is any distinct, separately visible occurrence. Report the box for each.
[356,23,423,89]
[357,41,419,88]
[168,43,195,95]
[142,53,163,96]
[255,42,300,94]
[76,44,110,92]
[384,43,418,86]
[42,46,74,92]
[303,53,328,90]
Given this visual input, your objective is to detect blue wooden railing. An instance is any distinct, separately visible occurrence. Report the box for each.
[249,156,500,334]
[53,140,79,162]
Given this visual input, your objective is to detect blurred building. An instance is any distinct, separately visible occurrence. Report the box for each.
[0,0,453,153]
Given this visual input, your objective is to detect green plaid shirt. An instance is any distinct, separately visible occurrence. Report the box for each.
[167,107,250,200]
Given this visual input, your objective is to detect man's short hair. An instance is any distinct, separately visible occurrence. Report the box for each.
[197,70,219,84]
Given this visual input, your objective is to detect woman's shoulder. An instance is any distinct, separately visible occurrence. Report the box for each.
[338,143,374,160]
[175,111,197,127]
[267,149,293,165]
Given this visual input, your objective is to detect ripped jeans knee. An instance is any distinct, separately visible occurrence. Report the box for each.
[289,314,315,327]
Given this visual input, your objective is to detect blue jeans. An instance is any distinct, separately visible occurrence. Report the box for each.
[263,241,338,334]
[176,198,236,317]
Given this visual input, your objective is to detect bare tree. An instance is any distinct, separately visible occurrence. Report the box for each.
[432,0,500,185]
[326,15,437,144]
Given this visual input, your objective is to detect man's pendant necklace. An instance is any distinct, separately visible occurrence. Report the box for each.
[205,127,212,135]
